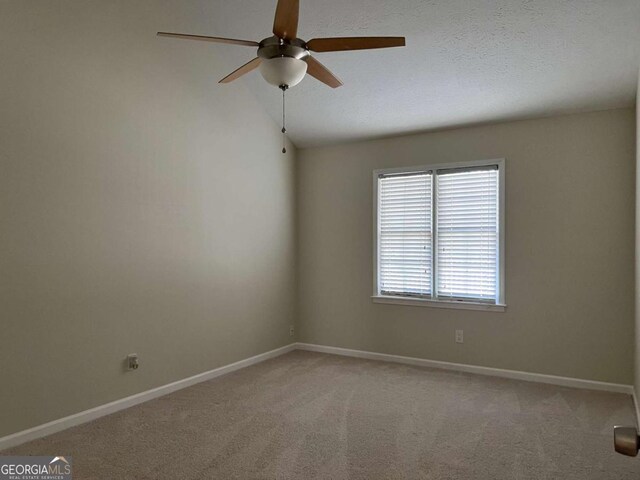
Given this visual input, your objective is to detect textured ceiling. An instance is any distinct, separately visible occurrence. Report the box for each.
[184,0,640,147]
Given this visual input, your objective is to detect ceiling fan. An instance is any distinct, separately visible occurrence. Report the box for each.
[158,0,405,89]
[158,0,406,150]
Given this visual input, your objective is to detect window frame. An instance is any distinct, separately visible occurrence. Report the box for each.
[372,158,506,312]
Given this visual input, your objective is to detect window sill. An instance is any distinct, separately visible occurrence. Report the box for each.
[371,295,506,312]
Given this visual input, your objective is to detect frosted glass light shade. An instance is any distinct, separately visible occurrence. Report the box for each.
[259,57,308,87]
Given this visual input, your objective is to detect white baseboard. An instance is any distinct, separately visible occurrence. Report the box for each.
[295,343,635,395]
[0,343,296,451]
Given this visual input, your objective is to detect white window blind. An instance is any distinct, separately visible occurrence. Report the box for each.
[436,167,499,302]
[378,173,432,297]
[376,161,503,306]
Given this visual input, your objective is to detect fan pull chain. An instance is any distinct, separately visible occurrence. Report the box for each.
[280,84,288,154]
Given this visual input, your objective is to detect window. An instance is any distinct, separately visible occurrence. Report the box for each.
[373,159,505,311]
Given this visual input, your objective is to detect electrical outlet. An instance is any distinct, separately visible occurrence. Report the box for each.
[289,325,295,337]
[455,330,464,344]
[127,354,139,370]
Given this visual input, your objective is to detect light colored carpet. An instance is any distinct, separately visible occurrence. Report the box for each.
[3,350,640,479]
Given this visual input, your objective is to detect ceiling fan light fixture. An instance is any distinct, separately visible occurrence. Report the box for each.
[259,56,308,88]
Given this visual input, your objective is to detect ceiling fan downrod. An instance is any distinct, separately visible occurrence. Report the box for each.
[280,84,288,154]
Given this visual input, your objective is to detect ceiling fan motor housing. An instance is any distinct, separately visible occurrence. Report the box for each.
[258,36,310,60]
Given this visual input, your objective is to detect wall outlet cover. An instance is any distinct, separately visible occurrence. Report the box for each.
[127,354,139,370]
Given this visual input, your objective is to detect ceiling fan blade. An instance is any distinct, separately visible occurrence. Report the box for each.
[272,0,299,40]
[307,36,406,52]
[157,32,259,47]
[219,57,262,83]
[305,57,343,88]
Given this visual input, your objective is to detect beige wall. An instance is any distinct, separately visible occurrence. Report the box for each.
[298,109,635,384]
[0,1,296,438]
